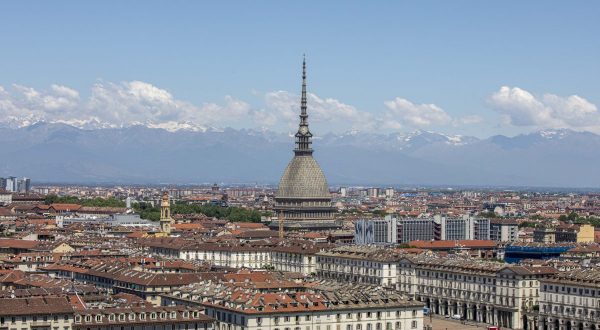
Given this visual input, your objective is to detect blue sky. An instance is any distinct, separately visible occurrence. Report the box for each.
[1,1,599,137]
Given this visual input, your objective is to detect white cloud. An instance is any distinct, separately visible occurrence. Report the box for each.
[0,80,481,133]
[0,81,254,131]
[457,115,484,125]
[264,91,374,131]
[383,97,452,129]
[489,86,600,132]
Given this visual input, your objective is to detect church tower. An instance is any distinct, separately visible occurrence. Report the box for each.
[159,191,173,235]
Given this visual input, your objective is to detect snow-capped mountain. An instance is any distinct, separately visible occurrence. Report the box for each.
[0,123,597,187]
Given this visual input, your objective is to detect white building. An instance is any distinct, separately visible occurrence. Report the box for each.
[535,268,600,330]
[166,281,423,330]
[397,255,557,330]
[316,246,400,287]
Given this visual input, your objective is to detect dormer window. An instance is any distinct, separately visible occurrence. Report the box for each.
[150,313,157,320]
[85,315,92,323]
[95,315,101,322]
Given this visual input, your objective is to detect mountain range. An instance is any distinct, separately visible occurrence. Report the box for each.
[0,122,597,188]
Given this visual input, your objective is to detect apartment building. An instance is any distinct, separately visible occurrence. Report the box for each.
[164,281,423,330]
[315,246,400,287]
[490,219,519,242]
[43,260,214,305]
[0,297,74,330]
[397,256,557,330]
[536,268,600,330]
[0,297,214,330]
[144,238,330,275]
[73,306,213,330]
[396,215,490,243]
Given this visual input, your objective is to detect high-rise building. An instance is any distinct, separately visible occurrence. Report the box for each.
[367,187,380,198]
[397,218,438,243]
[16,177,31,193]
[490,219,519,242]
[354,216,398,245]
[385,187,395,198]
[4,176,17,192]
[396,215,491,243]
[273,58,337,231]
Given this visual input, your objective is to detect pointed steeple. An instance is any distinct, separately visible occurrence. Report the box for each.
[294,55,313,155]
[300,55,308,125]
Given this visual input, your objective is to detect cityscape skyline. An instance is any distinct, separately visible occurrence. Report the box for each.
[1,1,599,138]
[4,3,600,330]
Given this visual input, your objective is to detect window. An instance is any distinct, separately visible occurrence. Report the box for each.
[411,321,417,329]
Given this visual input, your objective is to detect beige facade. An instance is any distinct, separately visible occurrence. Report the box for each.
[398,256,556,330]
[534,268,600,330]
[316,247,399,287]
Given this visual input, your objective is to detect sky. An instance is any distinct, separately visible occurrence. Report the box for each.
[0,1,599,138]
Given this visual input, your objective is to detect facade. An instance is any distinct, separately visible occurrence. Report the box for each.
[535,268,600,330]
[56,214,154,228]
[166,281,423,330]
[354,217,397,245]
[144,238,329,275]
[273,59,337,231]
[534,224,595,244]
[396,216,489,243]
[73,306,213,330]
[490,219,519,242]
[1,177,30,193]
[397,256,557,330]
[397,218,437,243]
[440,215,490,241]
[0,191,11,206]
[316,246,400,287]
[0,297,74,330]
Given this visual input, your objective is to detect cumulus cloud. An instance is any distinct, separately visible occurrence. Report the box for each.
[489,86,600,132]
[264,91,375,131]
[0,80,481,133]
[0,81,254,131]
[382,97,452,129]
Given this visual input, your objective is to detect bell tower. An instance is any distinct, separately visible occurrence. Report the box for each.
[160,191,172,235]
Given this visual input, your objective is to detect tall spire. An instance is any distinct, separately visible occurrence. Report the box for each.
[294,55,313,155]
[300,55,308,124]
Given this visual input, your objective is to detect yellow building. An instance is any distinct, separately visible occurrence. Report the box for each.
[577,224,595,243]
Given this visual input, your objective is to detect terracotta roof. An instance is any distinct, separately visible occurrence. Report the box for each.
[0,296,74,316]
[0,238,40,249]
[49,203,82,211]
